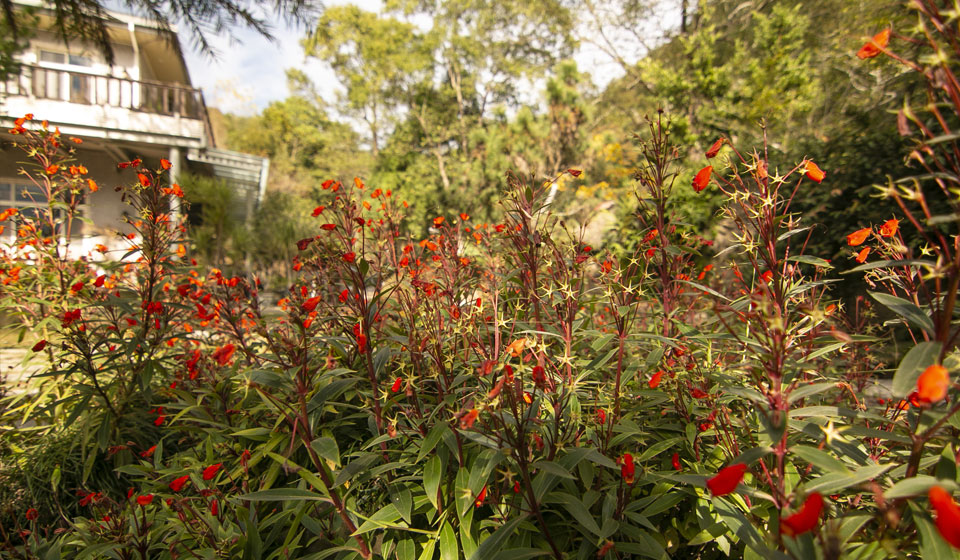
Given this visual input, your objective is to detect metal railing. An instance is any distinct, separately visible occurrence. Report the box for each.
[1,64,206,120]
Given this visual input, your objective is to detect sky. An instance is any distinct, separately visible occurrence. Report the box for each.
[178,1,648,116]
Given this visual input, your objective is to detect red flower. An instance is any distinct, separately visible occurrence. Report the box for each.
[690,388,709,399]
[212,344,235,366]
[169,475,190,492]
[460,213,470,221]
[567,168,582,177]
[137,173,151,187]
[846,228,871,246]
[648,370,663,389]
[460,408,479,429]
[321,223,337,231]
[532,365,546,387]
[136,494,154,506]
[342,252,356,263]
[855,246,870,264]
[857,29,891,60]
[917,364,949,405]
[32,340,47,352]
[25,508,38,521]
[433,216,445,227]
[671,453,681,471]
[621,453,635,485]
[879,218,899,238]
[474,486,487,508]
[930,486,960,548]
[391,377,403,393]
[706,138,725,158]
[160,158,172,170]
[311,206,324,217]
[296,238,313,251]
[154,415,165,426]
[596,409,606,424]
[210,498,219,516]
[804,161,826,183]
[692,166,712,192]
[45,164,59,175]
[707,463,747,496]
[780,492,824,537]
[303,296,321,312]
[202,463,222,481]
[140,445,157,458]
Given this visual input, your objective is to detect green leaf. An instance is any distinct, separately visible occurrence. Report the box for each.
[892,342,943,398]
[806,463,894,494]
[468,515,527,560]
[788,382,837,403]
[440,521,459,560]
[353,503,405,535]
[424,455,442,511]
[532,461,575,480]
[311,437,340,467]
[870,292,935,335]
[885,476,957,499]
[418,424,450,463]
[241,488,330,502]
[791,445,848,473]
[546,492,601,537]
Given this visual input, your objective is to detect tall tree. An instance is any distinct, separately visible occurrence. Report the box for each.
[1,0,319,78]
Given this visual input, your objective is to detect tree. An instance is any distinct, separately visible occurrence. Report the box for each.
[303,6,433,157]
[1,0,319,76]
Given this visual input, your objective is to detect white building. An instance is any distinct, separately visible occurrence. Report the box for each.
[0,2,269,255]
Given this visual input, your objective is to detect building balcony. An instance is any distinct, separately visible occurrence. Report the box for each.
[1,64,210,147]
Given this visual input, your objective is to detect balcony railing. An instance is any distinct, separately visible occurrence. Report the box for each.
[2,64,206,120]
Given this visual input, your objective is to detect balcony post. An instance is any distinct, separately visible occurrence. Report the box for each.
[168,146,182,224]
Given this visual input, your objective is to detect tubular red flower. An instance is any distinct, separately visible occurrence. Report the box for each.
[460,408,479,429]
[32,340,47,352]
[879,218,899,238]
[303,296,321,312]
[136,494,154,506]
[804,161,826,183]
[169,475,190,492]
[846,228,871,246]
[621,453,635,485]
[671,453,681,471]
[857,29,891,60]
[692,166,712,192]
[474,486,487,507]
[707,463,747,496]
[202,463,222,481]
[391,377,403,393]
[648,370,663,389]
[780,492,824,537]
[212,344,235,366]
[706,138,724,158]
[917,364,949,405]
[930,486,960,548]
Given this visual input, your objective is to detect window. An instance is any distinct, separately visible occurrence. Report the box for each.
[36,49,95,103]
[39,50,65,64]
[0,180,63,237]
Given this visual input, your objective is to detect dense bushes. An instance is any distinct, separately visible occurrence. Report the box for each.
[2,5,960,559]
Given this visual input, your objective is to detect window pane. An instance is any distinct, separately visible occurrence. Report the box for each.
[15,183,45,203]
[40,50,65,63]
[0,183,10,200]
[68,55,93,67]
